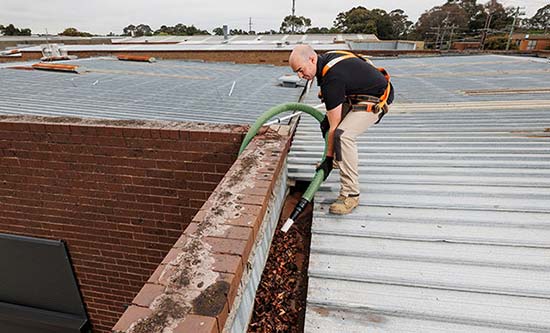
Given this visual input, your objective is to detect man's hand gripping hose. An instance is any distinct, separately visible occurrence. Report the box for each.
[238,102,329,233]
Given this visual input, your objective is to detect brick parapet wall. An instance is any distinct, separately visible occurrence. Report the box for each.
[112,125,292,333]
[0,115,248,332]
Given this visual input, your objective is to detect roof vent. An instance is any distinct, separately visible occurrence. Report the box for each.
[223,25,229,41]
[278,74,303,88]
[40,44,77,61]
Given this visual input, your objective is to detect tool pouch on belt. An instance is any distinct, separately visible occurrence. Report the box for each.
[347,95,389,124]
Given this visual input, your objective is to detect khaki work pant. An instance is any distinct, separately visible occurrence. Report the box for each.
[334,109,380,197]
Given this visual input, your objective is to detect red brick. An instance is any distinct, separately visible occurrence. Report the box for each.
[122,127,151,138]
[156,265,180,286]
[147,264,167,284]
[212,280,231,328]
[112,305,153,332]
[174,315,218,333]
[205,237,247,258]
[132,283,166,307]
[161,248,183,265]
[172,234,189,248]
[188,131,209,141]
[235,193,268,207]
[159,129,180,140]
[212,253,243,277]
[0,120,267,333]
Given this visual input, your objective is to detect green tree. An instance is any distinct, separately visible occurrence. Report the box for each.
[122,24,136,36]
[154,24,209,35]
[122,24,153,37]
[280,15,311,33]
[484,1,515,31]
[305,27,332,33]
[389,9,414,39]
[371,9,395,39]
[59,27,93,37]
[412,2,469,47]
[212,27,224,35]
[229,29,248,35]
[0,23,31,36]
[485,36,517,50]
[258,29,279,35]
[528,4,550,32]
[332,6,400,39]
[447,0,486,33]
[135,24,153,36]
[334,6,374,33]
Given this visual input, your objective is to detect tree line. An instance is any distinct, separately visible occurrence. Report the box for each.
[1,1,548,49]
[0,24,31,36]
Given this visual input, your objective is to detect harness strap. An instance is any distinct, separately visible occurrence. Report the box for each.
[321,54,356,76]
[321,51,391,114]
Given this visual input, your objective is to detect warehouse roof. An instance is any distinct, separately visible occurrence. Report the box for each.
[0,57,302,124]
[288,54,550,332]
[9,34,380,52]
[112,33,379,45]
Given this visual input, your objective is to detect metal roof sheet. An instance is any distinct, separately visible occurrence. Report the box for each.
[111,34,379,45]
[0,57,301,124]
[288,54,550,332]
[17,43,349,52]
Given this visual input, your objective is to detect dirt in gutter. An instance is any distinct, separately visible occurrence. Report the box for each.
[248,184,313,333]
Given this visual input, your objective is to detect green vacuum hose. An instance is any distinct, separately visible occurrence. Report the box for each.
[238,103,329,233]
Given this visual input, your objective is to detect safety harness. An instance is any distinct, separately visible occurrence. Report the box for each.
[321,51,392,120]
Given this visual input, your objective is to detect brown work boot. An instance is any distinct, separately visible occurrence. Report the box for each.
[329,195,359,215]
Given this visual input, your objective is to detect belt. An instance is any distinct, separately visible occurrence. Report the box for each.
[347,95,388,114]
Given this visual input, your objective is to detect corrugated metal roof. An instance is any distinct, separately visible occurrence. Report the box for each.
[0,36,115,42]
[12,34,381,52]
[288,54,550,332]
[17,43,349,52]
[0,57,301,124]
[112,34,379,45]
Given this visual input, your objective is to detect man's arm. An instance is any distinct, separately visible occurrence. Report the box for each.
[325,103,343,158]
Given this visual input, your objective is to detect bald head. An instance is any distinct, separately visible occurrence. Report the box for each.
[289,45,316,63]
[289,45,318,81]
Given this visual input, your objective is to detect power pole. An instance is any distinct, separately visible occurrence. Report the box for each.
[480,0,497,50]
[249,17,253,34]
[506,7,522,51]
[438,13,451,50]
[447,25,457,50]
[291,0,296,34]
[480,13,493,50]
[434,26,441,50]
[440,25,447,50]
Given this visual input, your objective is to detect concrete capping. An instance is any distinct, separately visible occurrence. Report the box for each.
[113,125,292,333]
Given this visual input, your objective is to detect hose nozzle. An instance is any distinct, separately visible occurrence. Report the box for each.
[281,198,309,233]
[281,218,294,233]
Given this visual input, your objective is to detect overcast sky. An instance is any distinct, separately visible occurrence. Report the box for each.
[0,0,546,35]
